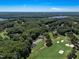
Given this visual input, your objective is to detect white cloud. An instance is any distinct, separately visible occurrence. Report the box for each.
[50,7,64,11]
[0,6,79,12]
[49,7,79,12]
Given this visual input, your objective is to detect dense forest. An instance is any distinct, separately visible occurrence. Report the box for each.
[0,13,79,59]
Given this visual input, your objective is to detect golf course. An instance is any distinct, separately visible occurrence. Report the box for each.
[28,32,74,59]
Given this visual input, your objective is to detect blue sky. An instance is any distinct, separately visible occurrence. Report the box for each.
[0,0,79,12]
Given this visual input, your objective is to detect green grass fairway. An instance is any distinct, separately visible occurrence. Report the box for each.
[28,33,72,59]
[75,35,79,59]
[76,51,79,59]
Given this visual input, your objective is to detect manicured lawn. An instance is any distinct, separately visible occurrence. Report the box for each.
[75,34,79,59]
[32,40,44,53]
[76,51,79,59]
[28,33,72,59]
[0,31,9,39]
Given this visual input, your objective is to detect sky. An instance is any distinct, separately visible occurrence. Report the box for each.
[0,0,79,12]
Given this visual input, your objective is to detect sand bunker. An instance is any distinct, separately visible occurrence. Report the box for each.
[57,41,60,43]
[65,44,74,48]
[58,50,64,54]
[61,40,64,43]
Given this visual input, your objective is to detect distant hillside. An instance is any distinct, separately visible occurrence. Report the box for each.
[0,12,79,18]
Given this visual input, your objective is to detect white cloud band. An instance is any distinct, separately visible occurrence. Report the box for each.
[0,6,79,12]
